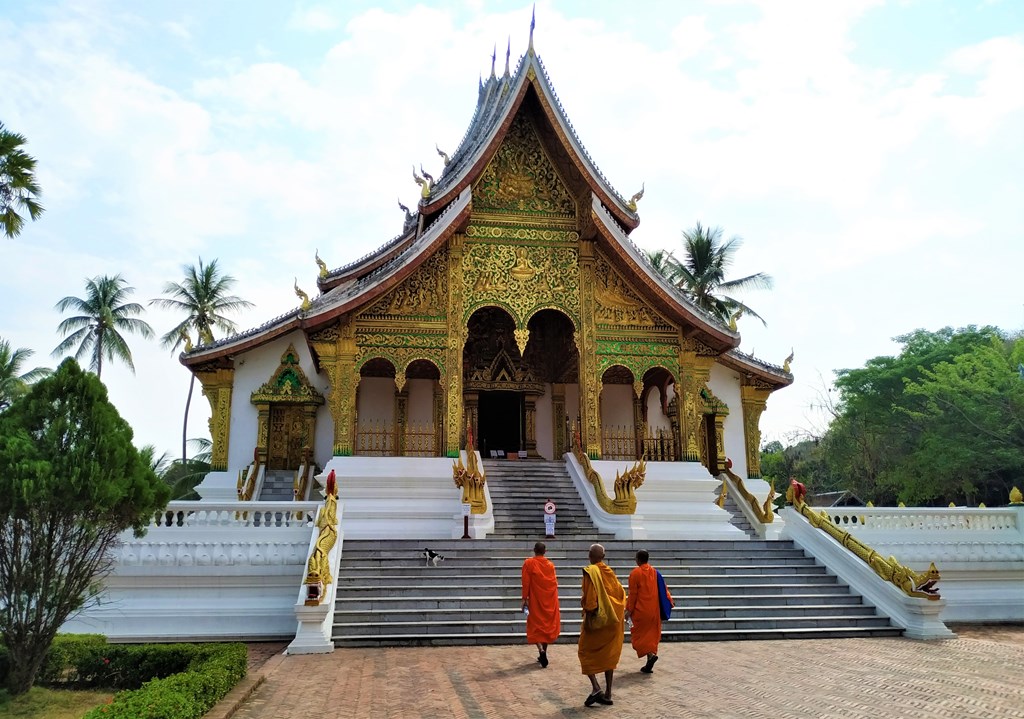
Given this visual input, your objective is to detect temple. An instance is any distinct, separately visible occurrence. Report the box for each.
[180,35,792,523]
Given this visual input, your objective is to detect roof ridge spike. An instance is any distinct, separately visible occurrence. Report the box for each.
[528,5,536,55]
[490,44,496,78]
[504,37,510,77]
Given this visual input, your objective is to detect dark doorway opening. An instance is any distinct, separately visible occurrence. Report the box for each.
[478,391,525,456]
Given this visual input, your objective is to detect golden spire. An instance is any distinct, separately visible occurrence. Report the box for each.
[413,165,431,199]
[627,182,644,211]
[528,5,536,55]
[315,249,328,279]
[294,278,311,312]
[783,348,794,373]
[436,145,450,166]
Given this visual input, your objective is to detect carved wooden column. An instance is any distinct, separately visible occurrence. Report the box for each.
[310,320,357,456]
[678,338,715,463]
[195,365,234,471]
[667,396,682,461]
[741,383,771,478]
[432,379,444,457]
[444,233,466,457]
[463,391,479,448]
[551,384,566,458]
[577,240,601,458]
[395,375,409,457]
[525,395,538,457]
[633,380,644,460]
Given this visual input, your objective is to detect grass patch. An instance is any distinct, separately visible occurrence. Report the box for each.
[0,686,113,718]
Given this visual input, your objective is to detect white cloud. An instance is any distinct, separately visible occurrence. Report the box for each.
[288,5,342,32]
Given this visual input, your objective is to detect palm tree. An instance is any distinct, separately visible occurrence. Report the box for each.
[642,248,681,284]
[0,339,50,411]
[673,222,773,325]
[52,275,154,378]
[0,122,44,239]
[149,258,253,464]
[138,444,173,478]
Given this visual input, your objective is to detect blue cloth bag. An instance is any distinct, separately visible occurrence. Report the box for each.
[656,570,672,621]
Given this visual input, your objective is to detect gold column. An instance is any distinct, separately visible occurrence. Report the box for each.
[464,391,479,448]
[445,233,466,457]
[310,320,357,456]
[713,413,728,472]
[254,402,270,453]
[632,380,644,460]
[678,341,714,463]
[741,384,771,478]
[551,384,566,458]
[195,366,234,471]
[578,240,601,459]
[395,384,408,457]
[432,379,444,457]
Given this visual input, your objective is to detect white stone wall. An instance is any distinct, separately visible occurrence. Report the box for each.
[600,383,634,428]
[227,330,326,472]
[709,362,748,480]
[406,378,435,425]
[356,377,395,423]
[645,384,673,433]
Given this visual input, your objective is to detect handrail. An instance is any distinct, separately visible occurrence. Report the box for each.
[236,448,266,502]
[571,423,644,514]
[788,482,941,601]
[293,449,317,519]
[303,476,339,606]
[452,422,487,514]
[723,468,775,524]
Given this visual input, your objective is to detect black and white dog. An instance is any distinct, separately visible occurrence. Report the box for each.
[422,548,445,567]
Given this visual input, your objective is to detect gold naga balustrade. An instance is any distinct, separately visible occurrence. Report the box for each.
[235,448,265,519]
[572,423,645,515]
[787,481,942,601]
[293,446,315,520]
[303,472,339,606]
[452,423,487,514]
[721,468,775,524]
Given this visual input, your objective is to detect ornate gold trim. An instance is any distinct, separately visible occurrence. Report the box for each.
[723,468,774,524]
[452,423,487,514]
[571,423,644,514]
[304,479,339,605]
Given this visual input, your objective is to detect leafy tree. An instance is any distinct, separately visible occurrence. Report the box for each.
[672,222,773,325]
[0,339,49,412]
[149,258,253,464]
[642,248,680,284]
[52,275,154,379]
[0,359,169,695]
[0,122,44,239]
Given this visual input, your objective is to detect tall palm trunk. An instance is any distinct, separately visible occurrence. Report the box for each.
[182,373,195,466]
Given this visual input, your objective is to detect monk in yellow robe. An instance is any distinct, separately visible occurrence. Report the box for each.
[626,549,674,673]
[577,543,626,706]
[521,541,560,667]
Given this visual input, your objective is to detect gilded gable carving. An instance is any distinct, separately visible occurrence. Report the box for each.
[593,252,674,331]
[473,113,576,219]
[359,250,448,321]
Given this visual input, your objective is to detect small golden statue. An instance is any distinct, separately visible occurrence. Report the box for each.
[782,348,794,373]
[315,249,328,279]
[179,328,193,353]
[294,278,311,311]
[436,145,450,166]
[627,183,645,212]
[413,165,431,199]
[728,307,744,331]
[1010,486,1023,505]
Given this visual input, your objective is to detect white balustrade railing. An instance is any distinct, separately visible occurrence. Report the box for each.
[151,501,321,529]
[808,506,1021,533]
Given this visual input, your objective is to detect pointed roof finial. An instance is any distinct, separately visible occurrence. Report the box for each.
[528,5,536,55]
[504,37,511,76]
[490,44,496,78]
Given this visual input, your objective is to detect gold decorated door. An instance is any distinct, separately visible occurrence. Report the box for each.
[267,404,306,470]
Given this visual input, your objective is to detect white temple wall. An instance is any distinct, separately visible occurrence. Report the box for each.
[600,384,634,428]
[314,403,333,469]
[227,330,325,472]
[407,379,434,425]
[356,377,396,423]
[710,363,748,479]
[645,385,672,433]
[535,383,553,460]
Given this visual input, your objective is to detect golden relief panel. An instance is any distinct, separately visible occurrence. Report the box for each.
[461,242,580,325]
[593,251,675,331]
[359,250,448,321]
[472,113,576,219]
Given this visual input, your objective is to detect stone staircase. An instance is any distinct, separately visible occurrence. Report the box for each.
[722,493,757,538]
[331,461,899,647]
[259,470,294,501]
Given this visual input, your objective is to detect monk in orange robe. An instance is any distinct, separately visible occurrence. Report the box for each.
[521,541,560,667]
[626,549,674,673]
[577,543,626,706]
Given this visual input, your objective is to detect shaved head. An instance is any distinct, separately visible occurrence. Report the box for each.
[589,543,605,563]
[534,542,546,555]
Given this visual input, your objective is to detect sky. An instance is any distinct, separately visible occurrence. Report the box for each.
[1,0,1022,459]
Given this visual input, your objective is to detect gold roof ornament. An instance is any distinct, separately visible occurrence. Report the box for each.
[626,183,644,212]
[294,278,311,312]
[315,249,328,279]
[948,502,956,508]
[413,165,431,199]
[179,328,193,353]
[898,501,906,508]
[979,502,986,508]
[866,501,874,507]
[528,5,536,55]
[436,145,450,167]
[783,348,794,373]
[1010,486,1023,505]
[728,307,744,332]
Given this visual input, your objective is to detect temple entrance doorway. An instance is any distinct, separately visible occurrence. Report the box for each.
[477,390,525,457]
[267,404,305,470]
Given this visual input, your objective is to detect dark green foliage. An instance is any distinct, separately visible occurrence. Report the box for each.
[0,361,170,694]
[0,635,246,719]
[766,327,1024,506]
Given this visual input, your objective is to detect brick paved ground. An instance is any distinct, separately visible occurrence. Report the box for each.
[230,628,1024,719]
